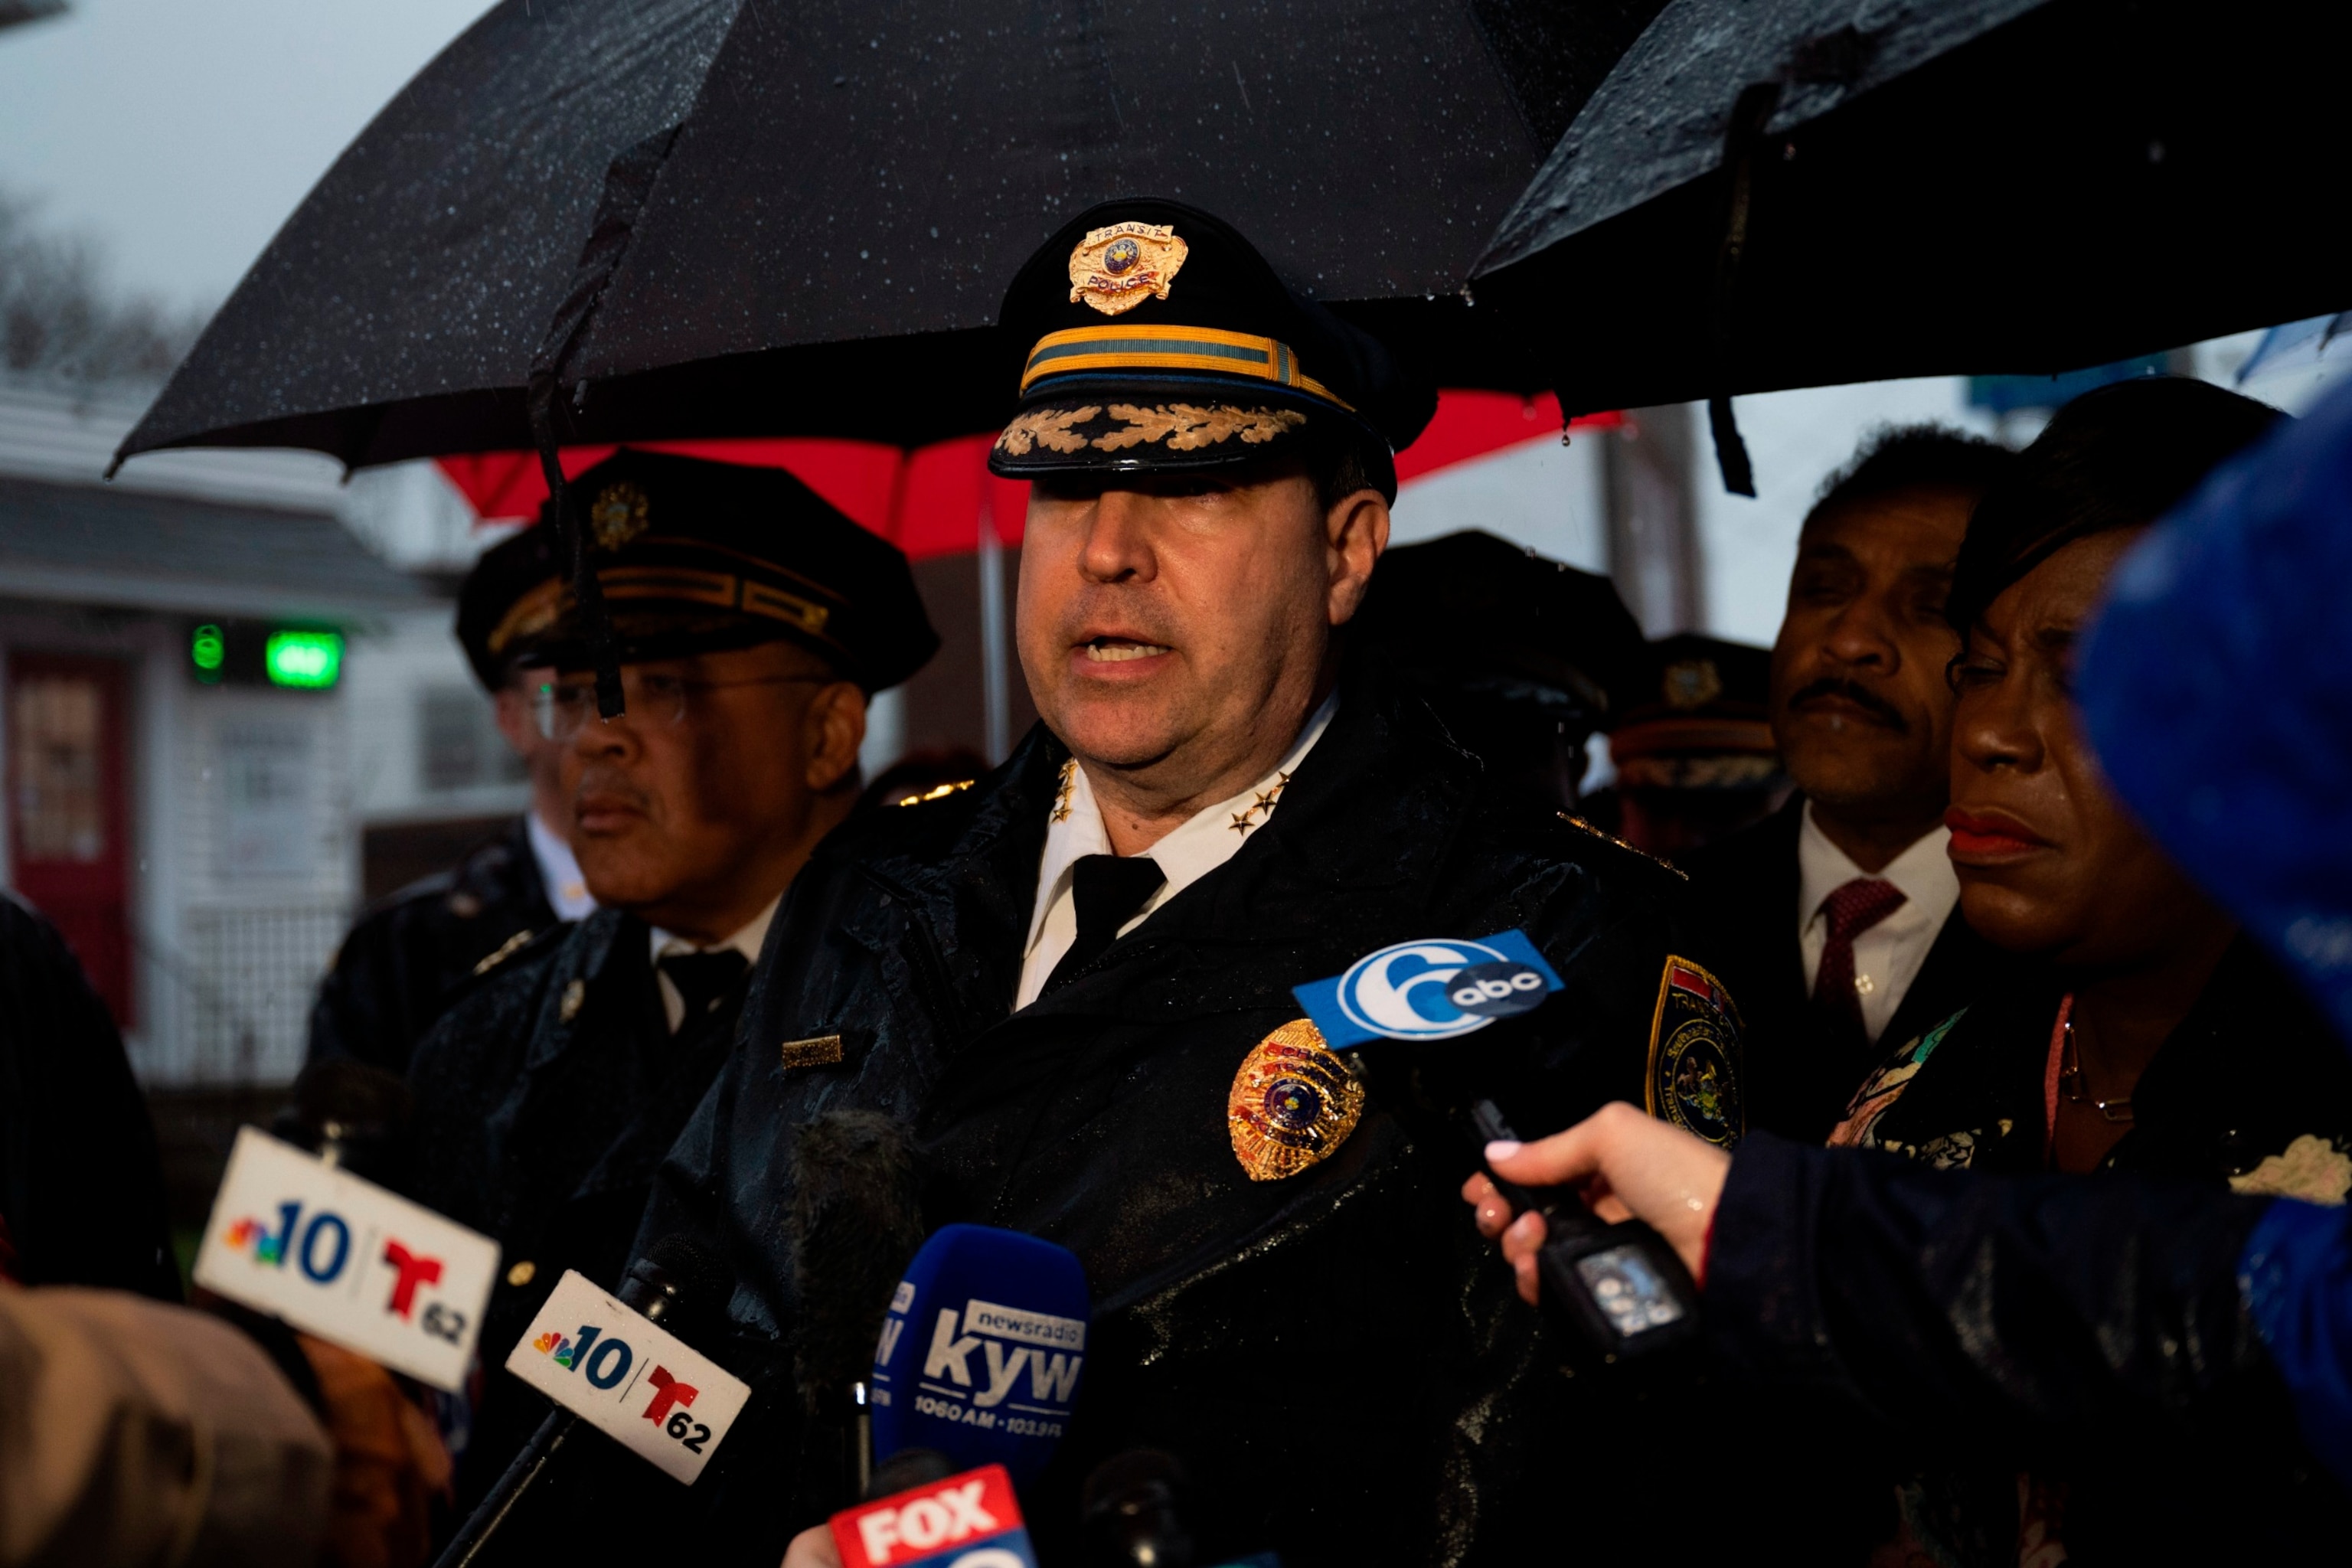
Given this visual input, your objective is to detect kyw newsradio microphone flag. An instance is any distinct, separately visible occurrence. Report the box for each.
[868,1223,1091,1485]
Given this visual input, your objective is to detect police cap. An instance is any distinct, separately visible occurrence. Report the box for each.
[987,198,1436,499]
[486,449,939,691]
[455,524,561,691]
[1609,633,1780,793]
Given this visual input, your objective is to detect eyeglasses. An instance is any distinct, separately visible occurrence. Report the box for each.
[531,670,835,741]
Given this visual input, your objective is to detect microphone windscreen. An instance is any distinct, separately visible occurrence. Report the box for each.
[625,1232,732,1316]
[273,1059,414,1184]
[870,1223,1089,1486]
[291,1058,414,1132]
[790,1110,927,1411]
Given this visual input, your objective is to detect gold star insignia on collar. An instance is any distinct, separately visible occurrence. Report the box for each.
[1050,759,1077,824]
[1230,811,1256,834]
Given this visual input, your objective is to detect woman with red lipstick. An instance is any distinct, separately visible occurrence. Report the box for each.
[1827,377,2352,1563]
[1832,378,2352,1191]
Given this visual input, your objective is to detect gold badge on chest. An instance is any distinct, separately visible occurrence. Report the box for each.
[1228,1019,1364,1182]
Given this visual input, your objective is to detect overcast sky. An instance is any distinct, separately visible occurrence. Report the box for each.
[0,0,492,312]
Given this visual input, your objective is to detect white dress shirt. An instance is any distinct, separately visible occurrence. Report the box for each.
[527,811,597,922]
[1796,801,1959,1044]
[648,895,779,1032]
[1015,691,1339,1010]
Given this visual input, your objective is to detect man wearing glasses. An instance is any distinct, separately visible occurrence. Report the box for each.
[307,525,589,1079]
[401,449,938,1511]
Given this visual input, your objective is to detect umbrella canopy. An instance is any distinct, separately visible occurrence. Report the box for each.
[1473,0,2351,436]
[120,0,1668,469]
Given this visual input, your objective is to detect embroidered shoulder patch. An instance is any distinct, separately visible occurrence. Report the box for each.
[1646,957,1744,1148]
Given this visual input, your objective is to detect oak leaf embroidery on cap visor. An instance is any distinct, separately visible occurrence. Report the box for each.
[996,406,1102,457]
[1097,403,1307,452]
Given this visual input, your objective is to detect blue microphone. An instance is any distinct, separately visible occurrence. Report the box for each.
[867,1223,1089,1487]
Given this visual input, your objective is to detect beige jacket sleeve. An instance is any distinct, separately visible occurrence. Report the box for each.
[0,1282,332,1568]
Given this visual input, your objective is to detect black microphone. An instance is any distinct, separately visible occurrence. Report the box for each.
[789,1109,927,1501]
[272,1057,413,1183]
[432,1234,728,1568]
[1469,1099,1702,1364]
[1082,1449,1197,1568]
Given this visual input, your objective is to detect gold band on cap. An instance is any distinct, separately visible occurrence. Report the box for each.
[1020,324,1351,410]
[487,567,836,659]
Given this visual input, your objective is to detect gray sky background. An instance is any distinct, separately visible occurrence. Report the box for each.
[0,0,492,312]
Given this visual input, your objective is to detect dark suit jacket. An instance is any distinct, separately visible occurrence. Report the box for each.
[1684,796,2018,1144]
[404,911,747,1511]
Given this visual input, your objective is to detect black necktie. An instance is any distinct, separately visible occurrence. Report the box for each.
[1040,854,1165,997]
[658,949,750,1031]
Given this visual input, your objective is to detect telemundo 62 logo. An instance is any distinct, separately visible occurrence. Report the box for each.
[1295,929,1566,1048]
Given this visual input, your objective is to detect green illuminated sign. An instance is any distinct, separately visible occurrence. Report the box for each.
[264,630,343,690]
[191,623,225,681]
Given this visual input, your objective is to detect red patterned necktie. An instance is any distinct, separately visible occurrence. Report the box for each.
[1812,877,1907,1050]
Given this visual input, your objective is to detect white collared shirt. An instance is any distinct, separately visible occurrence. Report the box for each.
[528,811,597,923]
[648,895,779,1032]
[1015,691,1339,1010]
[1796,801,1960,1043]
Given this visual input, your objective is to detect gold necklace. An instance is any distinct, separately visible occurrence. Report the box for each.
[2059,1016,2135,1123]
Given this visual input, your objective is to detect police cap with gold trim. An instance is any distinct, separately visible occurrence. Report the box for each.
[988,198,1436,499]
[455,524,561,691]
[486,449,939,691]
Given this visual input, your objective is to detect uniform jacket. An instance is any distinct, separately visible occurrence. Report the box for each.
[1817,935,2352,1563]
[0,893,178,1300]
[308,818,559,1079]
[637,678,1738,1567]
[404,909,748,1508]
[1684,797,2018,1143]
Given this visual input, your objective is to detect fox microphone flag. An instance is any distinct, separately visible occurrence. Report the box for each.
[832,1464,1037,1568]
[870,1224,1089,1486]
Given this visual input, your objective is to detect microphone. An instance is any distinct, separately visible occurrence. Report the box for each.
[831,1462,1037,1568]
[1080,1450,1287,1568]
[868,1223,1089,1488]
[272,1057,413,1183]
[432,1234,729,1568]
[1081,1449,1194,1568]
[791,1109,929,1499]
[1469,1100,1701,1364]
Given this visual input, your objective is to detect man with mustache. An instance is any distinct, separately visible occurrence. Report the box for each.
[399,450,937,1512]
[1685,426,2019,1143]
[639,200,1741,1567]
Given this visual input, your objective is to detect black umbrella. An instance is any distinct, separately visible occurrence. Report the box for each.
[1471,0,2352,492]
[119,0,1671,470]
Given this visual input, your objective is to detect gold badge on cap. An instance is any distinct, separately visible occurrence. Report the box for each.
[1068,222,1189,316]
[590,481,651,552]
[1662,658,1723,710]
[1228,1019,1364,1182]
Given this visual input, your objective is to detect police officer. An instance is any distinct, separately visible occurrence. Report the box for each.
[306,525,589,1078]
[637,201,1742,1566]
[1350,529,1647,816]
[401,450,937,1510]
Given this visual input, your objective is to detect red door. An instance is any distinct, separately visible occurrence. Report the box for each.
[8,654,133,1027]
